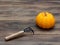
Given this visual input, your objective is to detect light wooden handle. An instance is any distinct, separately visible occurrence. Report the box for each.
[5,31,24,41]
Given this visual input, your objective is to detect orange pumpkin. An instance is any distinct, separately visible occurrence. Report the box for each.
[36,12,55,29]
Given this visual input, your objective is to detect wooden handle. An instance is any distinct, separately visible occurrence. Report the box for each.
[5,31,24,41]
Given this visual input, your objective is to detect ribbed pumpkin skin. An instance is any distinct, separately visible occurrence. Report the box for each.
[36,12,55,29]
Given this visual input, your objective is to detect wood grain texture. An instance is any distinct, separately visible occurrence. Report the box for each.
[0,0,60,45]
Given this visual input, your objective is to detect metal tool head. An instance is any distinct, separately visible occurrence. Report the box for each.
[24,27,34,35]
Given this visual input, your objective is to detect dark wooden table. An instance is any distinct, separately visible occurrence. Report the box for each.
[0,0,60,45]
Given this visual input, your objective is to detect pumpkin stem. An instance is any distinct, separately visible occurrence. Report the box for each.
[44,12,47,16]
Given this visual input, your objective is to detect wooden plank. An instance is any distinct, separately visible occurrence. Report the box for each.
[1,35,60,45]
[0,1,59,20]
[0,20,60,35]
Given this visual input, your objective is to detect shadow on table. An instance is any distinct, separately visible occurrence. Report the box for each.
[35,24,55,32]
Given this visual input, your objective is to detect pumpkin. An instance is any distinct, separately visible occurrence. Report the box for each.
[36,12,55,29]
